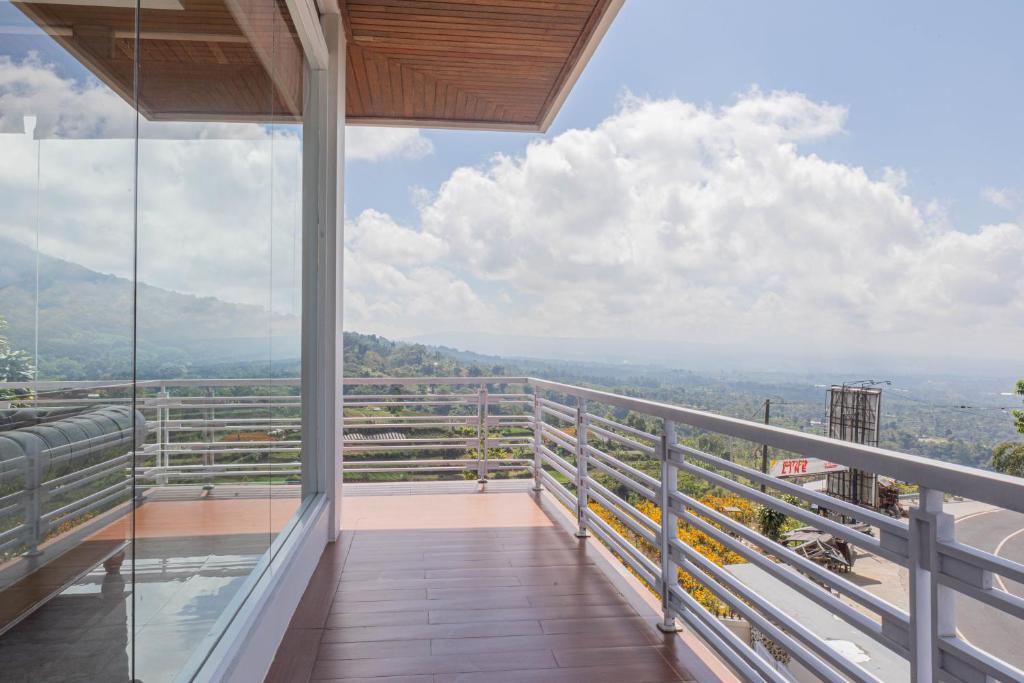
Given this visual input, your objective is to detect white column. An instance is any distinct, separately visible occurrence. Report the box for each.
[301,11,344,542]
[325,11,345,541]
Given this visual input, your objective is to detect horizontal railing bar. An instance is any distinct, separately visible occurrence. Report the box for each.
[142,463,300,471]
[343,444,474,453]
[938,572,1024,622]
[673,443,907,537]
[540,404,576,424]
[343,377,528,386]
[539,469,575,509]
[585,453,659,503]
[586,482,658,544]
[158,440,299,448]
[343,393,477,400]
[46,489,131,532]
[584,508,661,588]
[667,587,784,683]
[539,445,577,482]
[674,456,903,564]
[528,378,1024,513]
[47,466,130,498]
[538,397,576,411]
[42,480,130,522]
[587,422,657,455]
[670,540,864,683]
[939,540,1024,587]
[669,490,909,646]
[344,415,476,422]
[163,423,302,431]
[342,467,469,474]
[587,413,659,443]
[342,400,473,408]
[938,634,1024,682]
[343,437,474,445]
[0,502,23,519]
[343,460,528,467]
[0,524,25,545]
[585,444,661,491]
[0,489,25,506]
[149,471,299,481]
[540,424,578,453]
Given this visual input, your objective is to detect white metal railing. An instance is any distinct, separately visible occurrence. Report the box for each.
[2,375,1024,681]
[528,378,1024,683]
[0,405,143,559]
[342,377,532,481]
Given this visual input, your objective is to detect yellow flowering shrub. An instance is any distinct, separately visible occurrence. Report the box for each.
[588,492,750,616]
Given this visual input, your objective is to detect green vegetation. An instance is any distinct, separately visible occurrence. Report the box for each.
[0,314,33,400]
[0,238,1015,474]
[990,380,1024,477]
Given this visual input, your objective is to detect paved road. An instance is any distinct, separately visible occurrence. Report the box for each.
[954,508,1024,671]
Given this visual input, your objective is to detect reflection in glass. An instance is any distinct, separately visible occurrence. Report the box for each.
[0,0,305,677]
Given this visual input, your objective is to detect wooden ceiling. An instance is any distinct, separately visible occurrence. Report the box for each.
[341,0,621,131]
[14,0,304,122]
[13,0,620,130]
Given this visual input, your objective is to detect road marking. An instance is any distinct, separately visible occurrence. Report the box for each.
[952,508,1019,644]
[954,508,1000,525]
[993,526,1024,593]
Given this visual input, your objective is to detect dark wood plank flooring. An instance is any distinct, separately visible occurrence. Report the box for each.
[266,493,702,682]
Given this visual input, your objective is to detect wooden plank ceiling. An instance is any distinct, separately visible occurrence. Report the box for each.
[342,0,619,131]
[13,0,619,129]
[14,0,304,122]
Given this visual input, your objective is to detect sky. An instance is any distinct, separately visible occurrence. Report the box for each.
[342,1,1024,369]
[0,0,1022,372]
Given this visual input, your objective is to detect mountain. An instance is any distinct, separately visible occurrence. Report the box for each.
[0,238,299,379]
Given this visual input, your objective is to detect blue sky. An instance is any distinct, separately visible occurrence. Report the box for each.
[347,0,1024,231]
[2,0,1021,367]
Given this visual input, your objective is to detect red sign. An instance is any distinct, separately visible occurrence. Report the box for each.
[770,458,847,478]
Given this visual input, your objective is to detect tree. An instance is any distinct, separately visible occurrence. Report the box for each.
[991,442,1024,478]
[0,314,34,399]
[991,381,1024,477]
[1014,380,1024,435]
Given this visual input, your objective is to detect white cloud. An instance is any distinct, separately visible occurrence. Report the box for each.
[347,90,1024,358]
[0,56,429,327]
[981,186,1016,210]
[345,126,433,161]
[2,53,1020,360]
[0,55,304,321]
[0,53,134,138]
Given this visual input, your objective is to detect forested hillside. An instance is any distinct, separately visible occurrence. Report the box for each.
[342,332,1021,471]
[0,239,1016,471]
[0,238,298,379]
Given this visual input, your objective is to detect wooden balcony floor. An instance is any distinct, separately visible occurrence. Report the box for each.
[267,491,727,683]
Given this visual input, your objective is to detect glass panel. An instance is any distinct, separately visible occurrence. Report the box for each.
[132,0,304,677]
[0,0,137,679]
[0,0,306,677]
[269,116,303,542]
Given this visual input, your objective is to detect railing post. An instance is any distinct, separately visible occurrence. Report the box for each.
[908,487,954,682]
[202,386,215,491]
[658,419,682,632]
[23,440,43,557]
[156,386,169,485]
[574,398,590,538]
[531,391,543,492]
[477,386,488,485]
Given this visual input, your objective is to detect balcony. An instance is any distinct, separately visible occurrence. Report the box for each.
[2,376,1023,681]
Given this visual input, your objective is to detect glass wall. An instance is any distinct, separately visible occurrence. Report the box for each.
[0,0,307,678]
